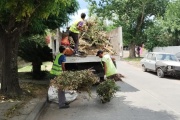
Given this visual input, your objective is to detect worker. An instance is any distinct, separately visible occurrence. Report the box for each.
[50,45,69,109]
[69,13,86,56]
[96,50,124,81]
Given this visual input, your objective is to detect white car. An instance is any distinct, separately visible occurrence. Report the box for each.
[140,52,180,78]
[176,52,180,61]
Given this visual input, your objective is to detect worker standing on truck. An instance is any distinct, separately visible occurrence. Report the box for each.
[96,50,124,81]
[50,45,70,109]
[69,13,86,56]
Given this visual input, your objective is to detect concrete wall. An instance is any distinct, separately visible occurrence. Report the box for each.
[48,28,62,55]
[153,46,180,54]
[107,27,123,57]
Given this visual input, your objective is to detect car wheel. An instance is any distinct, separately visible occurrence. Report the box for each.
[142,65,147,72]
[157,68,164,78]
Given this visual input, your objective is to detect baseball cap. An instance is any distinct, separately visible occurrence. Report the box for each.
[96,50,103,56]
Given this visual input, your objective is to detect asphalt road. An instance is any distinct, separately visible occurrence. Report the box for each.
[38,61,180,120]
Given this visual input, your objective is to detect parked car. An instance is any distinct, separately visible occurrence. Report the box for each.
[175,52,180,61]
[140,52,180,78]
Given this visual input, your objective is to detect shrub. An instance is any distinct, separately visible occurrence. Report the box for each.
[96,80,119,103]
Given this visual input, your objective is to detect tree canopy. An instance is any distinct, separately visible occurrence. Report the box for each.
[87,0,169,57]
[144,0,180,51]
[0,0,79,96]
[0,0,79,35]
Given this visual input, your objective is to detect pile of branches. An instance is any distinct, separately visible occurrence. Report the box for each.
[50,69,99,96]
[96,80,119,103]
[77,18,115,55]
[50,69,120,103]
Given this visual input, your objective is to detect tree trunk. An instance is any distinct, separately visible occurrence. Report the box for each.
[32,61,42,79]
[0,33,22,96]
[129,42,136,58]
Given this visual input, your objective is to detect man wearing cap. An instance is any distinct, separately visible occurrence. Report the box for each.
[96,50,123,81]
[69,13,86,56]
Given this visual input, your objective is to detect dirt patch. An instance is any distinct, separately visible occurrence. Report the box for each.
[127,61,141,68]
[0,82,48,118]
[123,58,142,68]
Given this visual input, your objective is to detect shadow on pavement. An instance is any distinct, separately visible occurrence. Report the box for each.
[147,71,180,81]
[117,82,139,93]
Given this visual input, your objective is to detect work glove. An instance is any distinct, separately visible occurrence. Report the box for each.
[104,75,107,80]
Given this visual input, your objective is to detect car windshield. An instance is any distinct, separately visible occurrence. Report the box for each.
[156,54,178,61]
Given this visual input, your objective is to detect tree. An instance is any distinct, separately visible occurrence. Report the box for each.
[145,0,180,51]
[87,0,169,58]
[0,0,78,97]
[18,35,53,79]
[162,0,180,45]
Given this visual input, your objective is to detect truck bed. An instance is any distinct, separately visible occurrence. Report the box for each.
[65,55,120,63]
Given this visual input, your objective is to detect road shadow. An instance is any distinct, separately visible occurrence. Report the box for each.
[145,71,180,81]
[41,82,179,120]
[91,96,179,120]
[116,81,139,93]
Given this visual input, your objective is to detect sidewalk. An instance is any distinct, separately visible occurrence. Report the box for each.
[0,80,49,120]
[0,95,47,120]
[0,62,51,120]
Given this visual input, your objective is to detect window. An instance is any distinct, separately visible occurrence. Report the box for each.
[157,54,178,61]
[147,53,153,59]
[151,54,156,60]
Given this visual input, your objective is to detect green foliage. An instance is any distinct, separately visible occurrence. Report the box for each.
[87,0,168,44]
[87,0,169,57]
[25,1,79,35]
[163,0,180,45]
[145,0,180,50]
[18,35,52,63]
[18,35,52,79]
[0,0,79,34]
[96,80,119,103]
[53,70,99,96]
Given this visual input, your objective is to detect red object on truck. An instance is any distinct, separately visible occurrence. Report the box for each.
[61,36,70,46]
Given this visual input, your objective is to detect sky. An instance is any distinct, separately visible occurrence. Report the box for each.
[62,0,99,30]
[69,0,89,25]
[70,0,100,24]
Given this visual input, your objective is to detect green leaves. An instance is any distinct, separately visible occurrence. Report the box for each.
[87,0,169,46]
[96,80,119,103]
[0,0,79,34]
[145,0,180,50]
[54,70,99,96]
[18,35,53,62]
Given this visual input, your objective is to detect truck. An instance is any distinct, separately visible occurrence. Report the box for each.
[48,27,123,80]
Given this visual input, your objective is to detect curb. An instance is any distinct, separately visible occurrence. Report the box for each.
[25,98,47,120]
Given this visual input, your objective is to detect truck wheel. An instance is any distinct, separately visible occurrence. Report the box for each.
[142,65,147,72]
[157,68,164,78]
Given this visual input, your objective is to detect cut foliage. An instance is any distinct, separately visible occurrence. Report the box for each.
[96,80,119,103]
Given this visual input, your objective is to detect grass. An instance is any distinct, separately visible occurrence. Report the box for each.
[123,57,143,62]
[18,62,52,72]
[123,57,142,68]
[18,62,52,80]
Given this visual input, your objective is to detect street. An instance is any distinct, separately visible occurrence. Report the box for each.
[38,61,180,120]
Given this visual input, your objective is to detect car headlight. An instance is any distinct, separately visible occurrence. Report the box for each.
[167,66,173,70]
